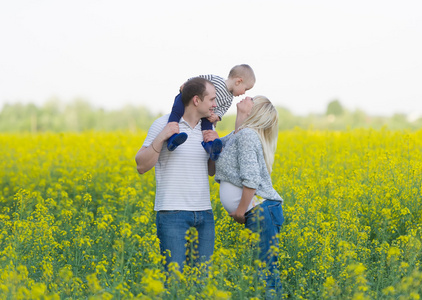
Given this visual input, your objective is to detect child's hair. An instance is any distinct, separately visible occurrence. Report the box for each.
[181,77,212,106]
[239,96,278,174]
[228,64,256,83]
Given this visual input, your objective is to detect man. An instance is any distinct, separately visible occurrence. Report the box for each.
[135,77,219,271]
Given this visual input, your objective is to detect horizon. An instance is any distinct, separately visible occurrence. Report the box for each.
[1,0,421,117]
[1,96,421,119]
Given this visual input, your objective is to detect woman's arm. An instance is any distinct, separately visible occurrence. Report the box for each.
[230,186,256,224]
[229,130,262,223]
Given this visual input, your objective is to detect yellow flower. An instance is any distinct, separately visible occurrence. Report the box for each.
[382,286,395,296]
[387,246,401,262]
[31,283,47,298]
[87,273,102,294]
[120,223,132,238]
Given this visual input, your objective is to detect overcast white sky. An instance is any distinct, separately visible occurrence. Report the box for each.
[1,0,421,116]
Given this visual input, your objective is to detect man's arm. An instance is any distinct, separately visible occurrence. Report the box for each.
[135,122,179,174]
[135,143,160,174]
[208,159,216,176]
[203,129,220,176]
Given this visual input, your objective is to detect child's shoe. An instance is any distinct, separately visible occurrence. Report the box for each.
[167,132,188,151]
[201,139,223,161]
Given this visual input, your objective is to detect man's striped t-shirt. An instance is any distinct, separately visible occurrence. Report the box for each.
[142,114,211,211]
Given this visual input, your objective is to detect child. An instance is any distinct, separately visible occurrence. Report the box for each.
[166,64,256,160]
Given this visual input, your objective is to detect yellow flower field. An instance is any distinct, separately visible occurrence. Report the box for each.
[1,129,421,299]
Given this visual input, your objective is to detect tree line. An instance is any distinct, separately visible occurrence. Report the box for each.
[1,98,421,133]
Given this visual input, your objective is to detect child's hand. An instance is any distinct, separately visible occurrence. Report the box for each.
[179,82,186,92]
[207,113,220,123]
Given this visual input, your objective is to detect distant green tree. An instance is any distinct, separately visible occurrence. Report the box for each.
[217,114,236,132]
[277,106,296,130]
[389,113,410,130]
[0,102,38,132]
[326,99,344,116]
[38,97,63,131]
[350,109,367,128]
[1,98,421,132]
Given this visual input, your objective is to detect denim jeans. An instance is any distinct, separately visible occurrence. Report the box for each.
[245,200,284,298]
[156,210,215,271]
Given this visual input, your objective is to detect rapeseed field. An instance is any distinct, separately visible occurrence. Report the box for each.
[1,129,421,299]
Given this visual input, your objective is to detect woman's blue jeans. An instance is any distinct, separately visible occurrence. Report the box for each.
[245,200,284,298]
[156,210,215,271]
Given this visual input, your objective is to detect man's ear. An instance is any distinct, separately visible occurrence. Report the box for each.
[235,77,243,86]
[193,95,199,106]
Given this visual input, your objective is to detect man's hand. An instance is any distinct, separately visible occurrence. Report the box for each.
[160,122,180,140]
[202,130,219,143]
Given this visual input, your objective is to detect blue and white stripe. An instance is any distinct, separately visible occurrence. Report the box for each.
[142,114,211,211]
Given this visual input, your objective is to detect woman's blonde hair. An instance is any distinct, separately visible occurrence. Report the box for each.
[239,96,278,174]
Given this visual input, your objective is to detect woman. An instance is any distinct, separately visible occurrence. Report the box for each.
[215,95,284,298]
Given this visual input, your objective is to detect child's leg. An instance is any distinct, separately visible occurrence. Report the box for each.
[201,138,222,161]
[168,93,185,123]
[201,117,222,160]
[200,117,213,131]
[167,93,187,151]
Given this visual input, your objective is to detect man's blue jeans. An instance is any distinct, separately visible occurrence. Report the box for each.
[245,200,284,298]
[156,210,215,271]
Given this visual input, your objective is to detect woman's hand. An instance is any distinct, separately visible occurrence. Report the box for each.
[230,209,246,224]
[230,186,256,224]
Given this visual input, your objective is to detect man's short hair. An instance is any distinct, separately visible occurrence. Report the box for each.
[181,77,211,106]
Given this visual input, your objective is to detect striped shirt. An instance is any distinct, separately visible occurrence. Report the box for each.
[142,114,211,211]
[197,74,233,119]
